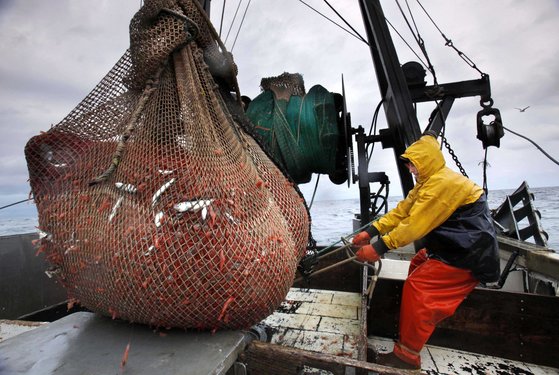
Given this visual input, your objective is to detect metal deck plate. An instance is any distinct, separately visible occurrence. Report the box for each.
[0,320,46,343]
[0,312,249,375]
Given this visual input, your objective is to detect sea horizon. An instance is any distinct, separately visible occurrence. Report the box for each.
[1,186,558,250]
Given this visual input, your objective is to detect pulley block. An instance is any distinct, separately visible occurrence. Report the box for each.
[476,103,504,148]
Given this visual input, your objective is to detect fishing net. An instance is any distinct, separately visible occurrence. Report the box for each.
[24,0,310,330]
[245,72,341,184]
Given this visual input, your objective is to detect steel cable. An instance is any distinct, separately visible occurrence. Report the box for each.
[0,198,33,211]
[503,125,559,166]
[230,0,251,52]
[297,0,368,45]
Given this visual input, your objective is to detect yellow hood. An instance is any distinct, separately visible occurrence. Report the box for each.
[400,135,445,183]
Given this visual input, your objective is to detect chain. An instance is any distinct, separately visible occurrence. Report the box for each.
[415,0,486,78]
[440,134,468,178]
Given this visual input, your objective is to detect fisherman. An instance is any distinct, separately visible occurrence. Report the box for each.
[352,131,500,371]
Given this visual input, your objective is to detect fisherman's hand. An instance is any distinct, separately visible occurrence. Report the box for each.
[352,231,371,246]
[356,244,381,263]
[355,238,389,263]
[352,226,380,246]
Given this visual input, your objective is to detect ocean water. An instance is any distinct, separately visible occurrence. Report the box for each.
[1,187,558,250]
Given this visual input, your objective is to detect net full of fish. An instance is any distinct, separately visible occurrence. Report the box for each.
[24,0,310,330]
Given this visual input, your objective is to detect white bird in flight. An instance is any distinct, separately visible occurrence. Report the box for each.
[515,106,530,112]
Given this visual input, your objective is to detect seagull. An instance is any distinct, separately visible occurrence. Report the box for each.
[515,106,530,112]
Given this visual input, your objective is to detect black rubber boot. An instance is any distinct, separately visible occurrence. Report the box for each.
[376,351,421,371]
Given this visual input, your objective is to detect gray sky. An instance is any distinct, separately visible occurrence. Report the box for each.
[1,0,559,208]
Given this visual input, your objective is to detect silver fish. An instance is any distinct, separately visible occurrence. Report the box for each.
[45,266,61,279]
[158,169,175,175]
[108,197,124,222]
[37,229,52,241]
[173,199,213,213]
[151,178,176,207]
[154,211,165,228]
[224,212,239,225]
[144,245,156,256]
[115,182,137,194]
[64,245,78,255]
[201,207,208,221]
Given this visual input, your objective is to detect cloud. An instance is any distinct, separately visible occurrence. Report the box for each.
[1,0,559,209]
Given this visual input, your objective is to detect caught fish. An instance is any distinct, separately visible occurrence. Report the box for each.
[144,245,156,257]
[173,199,213,213]
[115,182,137,194]
[64,245,78,255]
[154,211,165,228]
[46,151,68,168]
[224,212,239,225]
[201,207,208,221]
[108,197,124,222]
[158,169,174,175]
[37,228,52,241]
[151,178,176,207]
[44,266,61,278]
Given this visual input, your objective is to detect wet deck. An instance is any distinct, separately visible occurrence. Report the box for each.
[370,336,559,375]
[261,288,363,359]
[261,286,559,374]
[0,312,249,375]
[2,287,558,374]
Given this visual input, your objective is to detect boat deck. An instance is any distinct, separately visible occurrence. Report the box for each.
[2,287,558,374]
[262,287,559,375]
[261,288,363,359]
[370,337,558,375]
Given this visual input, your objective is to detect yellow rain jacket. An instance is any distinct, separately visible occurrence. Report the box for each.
[371,134,500,282]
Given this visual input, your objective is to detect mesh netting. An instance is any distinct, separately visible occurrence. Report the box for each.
[246,73,340,183]
[24,0,310,330]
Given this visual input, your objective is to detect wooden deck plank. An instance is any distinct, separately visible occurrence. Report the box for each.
[261,288,363,362]
[296,302,359,320]
[369,336,559,375]
[318,316,360,337]
[261,312,321,331]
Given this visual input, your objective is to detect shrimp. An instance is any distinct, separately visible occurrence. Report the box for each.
[217,296,235,322]
[120,342,130,370]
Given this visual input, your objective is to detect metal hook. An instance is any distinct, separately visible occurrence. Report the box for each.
[480,97,494,109]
